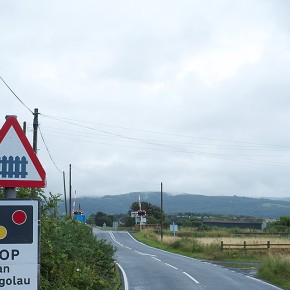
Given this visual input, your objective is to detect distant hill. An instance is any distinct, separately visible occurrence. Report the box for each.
[59,192,290,219]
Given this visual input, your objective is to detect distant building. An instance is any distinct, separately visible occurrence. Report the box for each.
[202,218,267,230]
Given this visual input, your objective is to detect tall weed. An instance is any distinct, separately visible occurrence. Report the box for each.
[258,255,290,290]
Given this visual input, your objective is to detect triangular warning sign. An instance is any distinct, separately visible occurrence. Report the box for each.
[0,116,46,188]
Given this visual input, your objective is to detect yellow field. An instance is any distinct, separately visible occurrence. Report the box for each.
[196,236,290,245]
[160,234,290,247]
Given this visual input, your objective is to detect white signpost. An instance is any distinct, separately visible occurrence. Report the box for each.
[0,116,45,289]
[170,222,178,239]
[0,199,39,289]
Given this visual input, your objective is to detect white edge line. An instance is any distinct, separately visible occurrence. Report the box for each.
[247,276,283,289]
[127,232,198,261]
[183,271,199,284]
[115,262,129,290]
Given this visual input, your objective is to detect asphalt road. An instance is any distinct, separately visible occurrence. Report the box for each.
[94,229,281,290]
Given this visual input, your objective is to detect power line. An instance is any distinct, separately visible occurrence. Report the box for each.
[39,113,290,167]
[41,113,290,149]
[41,114,173,149]
[0,79,62,174]
[39,125,62,173]
[0,76,34,114]
[72,166,160,187]
[40,124,290,152]
[41,114,290,155]
[41,130,290,168]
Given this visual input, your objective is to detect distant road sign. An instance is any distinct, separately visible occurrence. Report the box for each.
[0,199,39,289]
[170,224,178,232]
[0,116,46,188]
[131,211,138,217]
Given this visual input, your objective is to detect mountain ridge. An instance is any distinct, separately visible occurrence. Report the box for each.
[60,192,290,219]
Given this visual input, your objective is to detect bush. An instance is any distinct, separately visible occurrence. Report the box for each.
[41,218,121,290]
[170,238,203,253]
[171,240,183,249]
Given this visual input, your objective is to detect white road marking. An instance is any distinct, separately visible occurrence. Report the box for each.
[109,231,124,247]
[127,232,198,261]
[134,250,154,256]
[247,276,282,289]
[111,231,282,289]
[115,262,129,290]
[165,263,178,270]
[183,272,199,284]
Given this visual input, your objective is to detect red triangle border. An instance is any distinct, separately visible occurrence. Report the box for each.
[0,116,46,188]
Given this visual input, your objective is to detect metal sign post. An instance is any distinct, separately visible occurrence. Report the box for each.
[0,199,40,289]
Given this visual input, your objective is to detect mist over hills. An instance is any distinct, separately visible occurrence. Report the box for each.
[60,192,290,219]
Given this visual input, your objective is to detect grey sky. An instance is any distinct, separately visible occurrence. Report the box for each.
[1,0,290,198]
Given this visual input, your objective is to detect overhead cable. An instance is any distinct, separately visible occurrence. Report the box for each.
[41,131,290,168]
[0,76,34,114]
[41,113,288,149]
[72,166,160,186]
[39,125,62,173]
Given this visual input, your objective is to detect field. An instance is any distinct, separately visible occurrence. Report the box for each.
[162,235,290,245]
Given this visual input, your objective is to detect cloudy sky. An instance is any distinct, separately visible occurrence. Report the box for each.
[1,0,290,198]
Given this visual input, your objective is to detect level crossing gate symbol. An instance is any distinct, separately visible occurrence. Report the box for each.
[0,156,28,178]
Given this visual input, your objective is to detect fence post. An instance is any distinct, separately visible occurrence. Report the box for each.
[267,241,270,250]
[244,241,246,251]
[221,241,223,251]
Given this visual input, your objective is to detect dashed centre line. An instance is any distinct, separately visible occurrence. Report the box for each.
[151,256,161,262]
[183,271,200,284]
[165,263,178,270]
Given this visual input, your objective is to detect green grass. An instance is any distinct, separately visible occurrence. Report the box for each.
[133,231,264,261]
[258,255,290,290]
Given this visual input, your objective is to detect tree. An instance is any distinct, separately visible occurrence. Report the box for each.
[95,211,113,227]
[265,216,290,232]
[86,213,96,225]
[278,216,290,227]
[129,201,164,224]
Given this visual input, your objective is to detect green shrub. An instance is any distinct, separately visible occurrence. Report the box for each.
[171,240,183,249]
[170,238,203,253]
[41,218,121,290]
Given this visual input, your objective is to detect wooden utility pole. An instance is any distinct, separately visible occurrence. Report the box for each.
[63,171,68,215]
[23,121,26,134]
[31,109,39,197]
[161,182,163,242]
[69,164,72,217]
[33,108,39,154]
